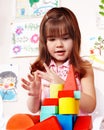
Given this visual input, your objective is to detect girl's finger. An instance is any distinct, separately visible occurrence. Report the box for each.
[21,78,30,86]
[43,63,50,73]
[27,74,34,81]
[21,84,30,90]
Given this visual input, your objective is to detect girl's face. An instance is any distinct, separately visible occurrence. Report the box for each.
[46,34,73,66]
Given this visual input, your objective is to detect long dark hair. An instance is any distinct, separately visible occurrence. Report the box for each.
[30,7,90,78]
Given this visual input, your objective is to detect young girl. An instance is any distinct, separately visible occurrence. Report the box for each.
[21,7,96,114]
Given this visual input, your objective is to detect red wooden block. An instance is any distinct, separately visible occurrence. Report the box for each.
[64,64,77,91]
[73,116,93,130]
[58,90,74,98]
[27,116,62,130]
[42,98,59,106]
[26,114,40,124]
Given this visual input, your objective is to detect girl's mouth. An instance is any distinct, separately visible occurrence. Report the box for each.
[55,50,65,55]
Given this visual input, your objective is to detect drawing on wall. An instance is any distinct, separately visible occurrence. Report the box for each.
[88,35,104,70]
[96,0,104,29]
[0,64,18,101]
[10,20,40,57]
[15,0,60,18]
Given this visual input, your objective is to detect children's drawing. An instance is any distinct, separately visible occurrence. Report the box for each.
[96,0,104,29]
[15,0,60,18]
[87,35,104,70]
[0,64,18,101]
[10,20,40,57]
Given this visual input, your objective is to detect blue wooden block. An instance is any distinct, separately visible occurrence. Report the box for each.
[41,106,59,114]
[74,91,80,99]
[56,114,75,130]
[40,112,54,121]
[40,106,59,121]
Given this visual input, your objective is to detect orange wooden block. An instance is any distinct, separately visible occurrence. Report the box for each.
[27,116,62,130]
[42,98,59,106]
[64,64,77,91]
[73,116,93,130]
[58,90,74,98]
[6,114,35,130]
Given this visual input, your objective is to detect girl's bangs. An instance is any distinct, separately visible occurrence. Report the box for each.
[45,19,70,38]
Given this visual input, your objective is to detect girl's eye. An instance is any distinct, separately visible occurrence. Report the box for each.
[47,38,56,41]
[63,36,70,40]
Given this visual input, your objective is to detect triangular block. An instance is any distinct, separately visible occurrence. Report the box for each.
[64,64,77,90]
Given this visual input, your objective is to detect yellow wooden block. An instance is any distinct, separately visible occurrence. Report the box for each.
[50,84,64,98]
[59,97,79,114]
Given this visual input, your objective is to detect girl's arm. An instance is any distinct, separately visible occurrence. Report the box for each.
[80,65,96,113]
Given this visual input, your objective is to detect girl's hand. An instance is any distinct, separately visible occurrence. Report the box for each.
[37,63,64,84]
[21,72,41,97]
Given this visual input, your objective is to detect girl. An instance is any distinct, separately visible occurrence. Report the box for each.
[21,7,96,114]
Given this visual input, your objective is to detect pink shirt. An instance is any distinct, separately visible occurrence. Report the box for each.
[41,60,82,100]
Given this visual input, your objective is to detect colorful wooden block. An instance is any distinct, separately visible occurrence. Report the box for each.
[59,97,79,114]
[58,90,74,98]
[73,115,93,130]
[27,116,62,130]
[6,114,35,130]
[74,91,81,99]
[56,114,75,130]
[50,84,64,98]
[42,98,59,106]
[40,112,54,121]
[26,114,40,124]
[40,106,59,121]
[64,64,77,90]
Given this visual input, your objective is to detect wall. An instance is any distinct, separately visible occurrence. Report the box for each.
[0,0,104,120]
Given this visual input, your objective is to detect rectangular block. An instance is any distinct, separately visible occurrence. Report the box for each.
[27,116,62,130]
[50,84,64,98]
[56,114,74,130]
[40,106,59,114]
[59,97,79,114]
[40,112,54,121]
[42,98,59,106]
[74,91,81,99]
[40,106,59,121]
[58,90,74,98]
[74,116,93,130]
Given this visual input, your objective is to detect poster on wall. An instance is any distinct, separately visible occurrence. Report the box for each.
[15,0,60,18]
[0,64,18,101]
[96,0,104,29]
[10,20,40,57]
[87,35,104,70]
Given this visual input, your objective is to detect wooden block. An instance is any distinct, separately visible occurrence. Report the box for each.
[40,106,59,121]
[6,114,35,130]
[42,98,58,106]
[40,112,54,122]
[27,116,62,130]
[56,114,74,130]
[64,64,77,91]
[59,97,79,114]
[74,91,81,99]
[50,84,64,98]
[40,106,59,114]
[74,116,93,130]
[58,90,74,98]
[26,114,40,124]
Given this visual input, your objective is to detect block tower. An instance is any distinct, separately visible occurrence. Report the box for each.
[27,64,93,130]
[6,64,93,130]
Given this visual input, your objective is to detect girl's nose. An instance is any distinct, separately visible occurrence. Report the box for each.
[56,39,63,47]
